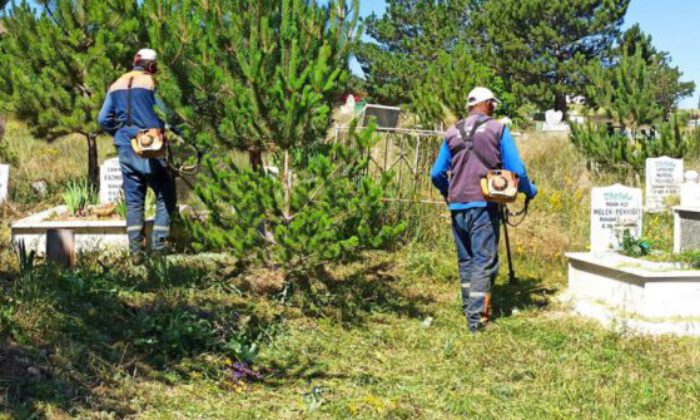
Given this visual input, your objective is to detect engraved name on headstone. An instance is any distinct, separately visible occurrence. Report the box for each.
[645,156,683,212]
[591,184,643,252]
[99,158,123,204]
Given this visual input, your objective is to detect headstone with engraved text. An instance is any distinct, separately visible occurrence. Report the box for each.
[591,184,643,252]
[99,158,123,204]
[645,156,683,212]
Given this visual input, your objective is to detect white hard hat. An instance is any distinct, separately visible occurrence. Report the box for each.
[467,87,500,108]
[135,48,157,61]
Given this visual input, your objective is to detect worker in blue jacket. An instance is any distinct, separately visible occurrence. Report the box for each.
[431,87,537,333]
[98,48,176,264]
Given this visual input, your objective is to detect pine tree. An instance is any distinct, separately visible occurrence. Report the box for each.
[146,0,359,168]
[355,0,473,105]
[586,48,662,135]
[573,45,692,172]
[151,0,406,289]
[0,4,8,146]
[191,121,405,282]
[411,43,512,129]
[475,0,630,116]
[0,0,143,188]
[142,0,223,164]
[616,25,695,118]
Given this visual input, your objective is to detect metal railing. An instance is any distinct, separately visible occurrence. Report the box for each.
[332,125,447,204]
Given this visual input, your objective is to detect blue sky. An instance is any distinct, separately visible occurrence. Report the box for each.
[354,0,700,109]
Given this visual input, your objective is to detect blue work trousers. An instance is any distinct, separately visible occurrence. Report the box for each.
[451,206,501,329]
[117,146,176,253]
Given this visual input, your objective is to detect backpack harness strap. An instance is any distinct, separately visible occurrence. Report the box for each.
[453,116,496,168]
[127,76,135,127]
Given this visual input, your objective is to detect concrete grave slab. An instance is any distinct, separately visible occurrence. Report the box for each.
[565,252,700,337]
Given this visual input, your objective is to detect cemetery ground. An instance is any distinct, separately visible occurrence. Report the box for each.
[1,121,699,418]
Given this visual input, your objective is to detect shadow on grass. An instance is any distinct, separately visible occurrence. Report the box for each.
[0,255,268,418]
[290,260,435,326]
[0,253,431,417]
[491,276,559,320]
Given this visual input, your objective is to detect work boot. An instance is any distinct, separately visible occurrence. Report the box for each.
[468,316,490,334]
[131,251,146,266]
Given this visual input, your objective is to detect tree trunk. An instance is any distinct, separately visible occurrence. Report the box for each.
[0,116,6,142]
[46,228,76,268]
[554,93,568,120]
[87,133,99,190]
[283,149,291,219]
[249,149,263,171]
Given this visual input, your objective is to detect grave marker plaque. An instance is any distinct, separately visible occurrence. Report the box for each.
[645,156,683,212]
[591,184,643,252]
[0,164,9,203]
[99,158,123,204]
[542,109,570,132]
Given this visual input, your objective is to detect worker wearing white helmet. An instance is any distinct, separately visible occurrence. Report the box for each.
[430,86,537,333]
[98,48,177,264]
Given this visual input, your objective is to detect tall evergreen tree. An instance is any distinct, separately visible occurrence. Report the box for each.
[587,48,662,134]
[573,44,692,173]
[411,43,511,129]
[616,25,695,118]
[355,0,472,104]
[148,0,406,286]
[146,0,359,169]
[475,0,630,115]
[0,4,9,146]
[0,0,143,187]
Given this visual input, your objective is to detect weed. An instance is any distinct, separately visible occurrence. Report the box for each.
[62,179,98,216]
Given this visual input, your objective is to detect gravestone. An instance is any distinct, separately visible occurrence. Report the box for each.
[339,94,356,116]
[0,164,9,203]
[645,156,683,212]
[46,229,76,268]
[99,158,123,204]
[680,171,700,209]
[590,184,643,252]
[673,207,700,253]
[543,109,570,132]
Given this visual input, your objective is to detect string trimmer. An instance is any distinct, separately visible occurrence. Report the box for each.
[500,195,530,285]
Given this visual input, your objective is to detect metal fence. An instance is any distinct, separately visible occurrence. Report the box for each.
[332,125,447,204]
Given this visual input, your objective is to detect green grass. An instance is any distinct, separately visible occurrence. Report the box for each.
[1,245,698,418]
[1,127,699,418]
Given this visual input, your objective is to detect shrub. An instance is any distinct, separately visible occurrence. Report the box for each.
[190,123,406,288]
[570,115,696,173]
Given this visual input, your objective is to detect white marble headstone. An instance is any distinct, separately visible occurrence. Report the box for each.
[0,164,9,203]
[99,158,123,204]
[543,109,570,132]
[591,184,643,252]
[645,156,683,212]
[680,171,700,209]
[339,94,356,116]
[545,109,563,125]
